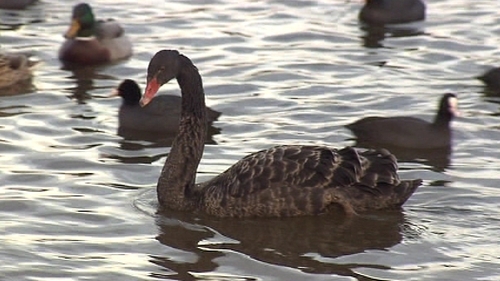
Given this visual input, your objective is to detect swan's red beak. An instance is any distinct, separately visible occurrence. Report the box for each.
[140,77,160,107]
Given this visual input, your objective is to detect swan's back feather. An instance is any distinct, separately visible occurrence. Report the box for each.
[220,146,359,197]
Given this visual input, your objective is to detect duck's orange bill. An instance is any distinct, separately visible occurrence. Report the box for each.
[140,77,160,107]
[64,20,80,39]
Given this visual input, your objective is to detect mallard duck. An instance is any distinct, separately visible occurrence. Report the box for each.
[346,94,459,149]
[0,53,36,90]
[139,50,422,218]
[0,0,36,10]
[58,3,132,66]
[359,0,426,25]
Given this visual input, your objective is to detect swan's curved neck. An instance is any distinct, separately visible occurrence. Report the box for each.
[157,58,207,210]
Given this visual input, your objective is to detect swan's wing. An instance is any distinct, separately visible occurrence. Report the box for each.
[199,145,420,217]
[205,145,384,198]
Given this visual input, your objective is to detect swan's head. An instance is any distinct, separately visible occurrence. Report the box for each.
[140,50,181,107]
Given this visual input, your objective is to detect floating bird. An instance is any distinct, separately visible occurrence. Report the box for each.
[0,53,37,90]
[346,93,458,149]
[477,67,500,91]
[0,0,36,10]
[58,3,132,66]
[112,79,220,134]
[359,0,426,25]
[139,50,422,218]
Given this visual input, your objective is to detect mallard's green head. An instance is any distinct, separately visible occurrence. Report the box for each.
[64,3,96,39]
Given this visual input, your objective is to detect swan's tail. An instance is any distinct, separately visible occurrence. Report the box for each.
[337,148,422,213]
[390,179,422,208]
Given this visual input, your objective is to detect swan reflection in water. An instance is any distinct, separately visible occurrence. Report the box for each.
[150,209,420,279]
[61,64,113,104]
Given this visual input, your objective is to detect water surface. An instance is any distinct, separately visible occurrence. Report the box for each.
[1,0,500,280]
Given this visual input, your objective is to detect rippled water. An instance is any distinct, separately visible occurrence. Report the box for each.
[1,0,500,280]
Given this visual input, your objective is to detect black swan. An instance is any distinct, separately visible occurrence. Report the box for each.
[346,93,458,149]
[112,79,220,134]
[140,50,422,218]
[359,0,426,25]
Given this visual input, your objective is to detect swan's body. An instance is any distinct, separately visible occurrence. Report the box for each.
[141,50,421,218]
[359,0,426,25]
[346,94,458,149]
[58,3,132,66]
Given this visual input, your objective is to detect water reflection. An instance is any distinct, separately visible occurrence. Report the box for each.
[118,125,220,145]
[481,88,500,102]
[352,140,452,172]
[103,125,219,165]
[61,64,115,104]
[480,83,500,106]
[360,25,425,49]
[152,210,411,279]
[474,78,500,118]
[0,1,43,30]
[0,105,29,118]
[480,88,500,118]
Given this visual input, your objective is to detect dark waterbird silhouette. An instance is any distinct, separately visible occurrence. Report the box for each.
[359,0,426,25]
[0,0,36,10]
[111,79,220,142]
[151,209,417,279]
[346,93,459,150]
[478,67,500,94]
[139,49,421,218]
